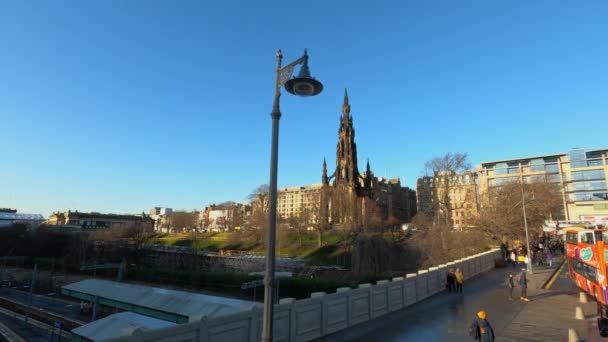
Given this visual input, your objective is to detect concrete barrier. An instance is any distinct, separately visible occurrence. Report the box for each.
[274,302,293,342]
[403,274,417,306]
[291,297,323,341]
[370,282,389,318]
[415,270,429,301]
[322,292,349,334]
[388,279,405,312]
[348,286,371,325]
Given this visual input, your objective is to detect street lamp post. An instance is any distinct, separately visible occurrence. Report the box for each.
[520,181,533,274]
[262,49,323,342]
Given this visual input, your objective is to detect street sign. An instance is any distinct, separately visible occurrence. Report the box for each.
[241,279,264,290]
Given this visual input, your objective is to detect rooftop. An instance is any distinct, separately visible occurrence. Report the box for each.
[0,212,45,221]
[71,312,176,341]
[62,279,259,323]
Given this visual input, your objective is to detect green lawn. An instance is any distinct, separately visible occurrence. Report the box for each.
[151,231,352,266]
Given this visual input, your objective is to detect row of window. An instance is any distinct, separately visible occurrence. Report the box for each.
[567,191,608,202]
[571,259,598,282]
[571,170,606,181]
[488,176,519,187]
[522,174,561,183]
[489,170,606,188]
[567,181,607,192]
[490,158,560,175]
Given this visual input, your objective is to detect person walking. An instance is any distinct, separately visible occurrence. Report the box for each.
[469,310,495,342]
[546,249,553,267]
[507,273,515,301]
[510,250,517,268]
[446,269,456,293]
[455,268,464,294]
[500,242,508,261]
[519,268,529,301]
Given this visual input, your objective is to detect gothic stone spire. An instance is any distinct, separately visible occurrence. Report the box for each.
[334,88,360,193]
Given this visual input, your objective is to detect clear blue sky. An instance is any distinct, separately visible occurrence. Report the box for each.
[1,1,607,217]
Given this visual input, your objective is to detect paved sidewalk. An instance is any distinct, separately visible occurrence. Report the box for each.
[321,257,606,341]
[497,259,597,342]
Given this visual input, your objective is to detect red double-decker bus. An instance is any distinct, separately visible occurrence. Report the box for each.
[565,227,608,335]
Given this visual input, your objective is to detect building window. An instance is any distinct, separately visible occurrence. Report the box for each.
[507,162,520,174]
[587,151,604,167]
[495,163,508,175]
[568,191,608,201]
[571,170,606,181]
[569,148,587,168]
[569,181,607,192]
[529,158,544,172]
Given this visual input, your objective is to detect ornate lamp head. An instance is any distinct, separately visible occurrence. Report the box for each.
[285,49,323,97]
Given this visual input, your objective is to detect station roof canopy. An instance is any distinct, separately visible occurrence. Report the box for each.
[62,279,259,323]
[0,212,45,221]
[71,312,176,341]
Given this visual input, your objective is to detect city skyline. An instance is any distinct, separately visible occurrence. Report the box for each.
[2,1,607,216]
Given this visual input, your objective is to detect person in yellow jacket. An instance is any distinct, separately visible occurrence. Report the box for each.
[455,268,464,293]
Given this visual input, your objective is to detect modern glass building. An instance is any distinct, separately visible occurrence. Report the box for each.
[478,148,608,226]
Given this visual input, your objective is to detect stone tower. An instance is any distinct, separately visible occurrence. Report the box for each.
[333,89,361,194]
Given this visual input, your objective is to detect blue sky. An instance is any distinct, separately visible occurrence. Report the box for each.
[1,1,607,217]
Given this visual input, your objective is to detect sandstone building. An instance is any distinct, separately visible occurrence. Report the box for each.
[416,147,608,228]
[47,211,154,231]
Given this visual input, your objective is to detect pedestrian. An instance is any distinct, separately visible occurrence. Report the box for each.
[507,273,515,301]
[468,310,495,342]
[523,255,530,270]
[455,268,464,293]
[519,268,529,301]
[446,268,456,293]
[546,250,553,267]
[510,250,517,268]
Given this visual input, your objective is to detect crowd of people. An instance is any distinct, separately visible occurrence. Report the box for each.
[500,234,565,270]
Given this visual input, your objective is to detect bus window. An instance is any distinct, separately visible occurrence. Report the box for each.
[603,233,608,244]
[573,259,597,281]
[566,232,578,244]
[581,232,595,244]
[596,231,604,244]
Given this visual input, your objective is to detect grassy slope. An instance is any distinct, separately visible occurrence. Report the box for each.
[151,231,352,266]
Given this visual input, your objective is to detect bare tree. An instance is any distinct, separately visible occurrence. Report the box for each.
[470,179,562,241]
[423,152,472,226]
[171,211,199,232]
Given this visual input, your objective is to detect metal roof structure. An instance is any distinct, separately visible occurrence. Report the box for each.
[62,279,259,323]
[71,311,176,342]
[0,212,45,221]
